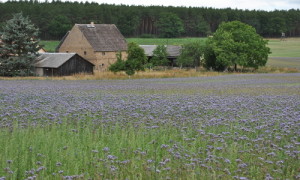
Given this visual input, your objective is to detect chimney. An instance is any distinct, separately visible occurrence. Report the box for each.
[87,22,95,28]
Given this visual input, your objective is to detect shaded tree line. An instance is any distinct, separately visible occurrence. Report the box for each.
[0,1,300,40]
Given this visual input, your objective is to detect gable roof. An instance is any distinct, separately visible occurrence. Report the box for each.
[77,24,127,52]
[55,31,70,52]
[140,45,182,57]
[35,53,77,68]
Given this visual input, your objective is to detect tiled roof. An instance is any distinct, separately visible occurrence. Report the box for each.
[77,24,128,52]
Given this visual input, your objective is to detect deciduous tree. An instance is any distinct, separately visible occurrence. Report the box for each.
[125,42,147,75]
[204,21,270,71]
[150,45,168,66]
[177,41,204,68]
[109,42,147,76]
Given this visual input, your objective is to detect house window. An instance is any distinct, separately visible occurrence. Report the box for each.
[84,51,87,55]
[102,52,105,56]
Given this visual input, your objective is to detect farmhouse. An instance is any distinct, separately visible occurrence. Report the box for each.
[34,53,94,76]
[140,45,182,66]
[56,23,128,71]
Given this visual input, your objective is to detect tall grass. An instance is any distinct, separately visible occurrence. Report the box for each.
[0,68,298,81]
[1,116,298,179]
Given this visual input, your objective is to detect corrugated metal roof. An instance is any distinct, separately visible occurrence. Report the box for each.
[77,24,128,52]
[34,53,76,68]
[140,45,182,57]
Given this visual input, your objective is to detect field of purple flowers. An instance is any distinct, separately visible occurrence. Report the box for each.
[0,73,300,179]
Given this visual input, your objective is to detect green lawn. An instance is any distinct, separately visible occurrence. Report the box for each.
[40,40,60,52]
[126,37,206,46]
[267,57,300,69]
[267,38,300,57]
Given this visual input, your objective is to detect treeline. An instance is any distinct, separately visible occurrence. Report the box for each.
[0,1,300,40]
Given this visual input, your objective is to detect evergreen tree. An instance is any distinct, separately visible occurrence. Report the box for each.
[156,12,184,38]
[48,15,72,40]
[0,12,40,76]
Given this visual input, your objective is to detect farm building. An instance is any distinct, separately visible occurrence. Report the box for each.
[140,45,182,66]
[38,47,46,54]
[34,53,94,76]
[56,22,128,71]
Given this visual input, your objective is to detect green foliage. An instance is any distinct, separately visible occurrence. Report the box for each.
[177,41,204,67]
[0,2,300,39]
[157,12,184,38]
[204,21,271,71]
[124,42,147,75]
[108,52,125,73]
[109,43,147,76]
[196,21,211,36]
[150,45,168,66]
[0,12,40,76]
[48,15,72,40]
[116,10,139,36]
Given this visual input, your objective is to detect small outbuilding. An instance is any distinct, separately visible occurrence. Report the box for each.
[34,53,94,76]
[140,45,182,66]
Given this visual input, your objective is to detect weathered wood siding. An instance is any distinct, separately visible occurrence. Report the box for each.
[43,55,94,76]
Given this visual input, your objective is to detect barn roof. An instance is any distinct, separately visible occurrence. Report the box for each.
[35,53,76,68]
[77,24,127,52]
[55,31,69,52]
[140,45,182,57]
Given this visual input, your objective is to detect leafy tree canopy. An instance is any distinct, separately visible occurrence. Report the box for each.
[204,21,271,71]
[125,42,147,75]
[109,42,147,76]
[0,12,40,76]
[177,41,204,68]
[108,52,125,73]
[150,45,169,67]
[157,12,184,38]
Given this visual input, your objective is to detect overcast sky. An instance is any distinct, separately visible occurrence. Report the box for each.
[72,0,299,11]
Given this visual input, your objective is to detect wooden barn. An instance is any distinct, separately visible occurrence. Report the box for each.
[34,53,94,76]
[140,45,182,66]
[56,22,128,71]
